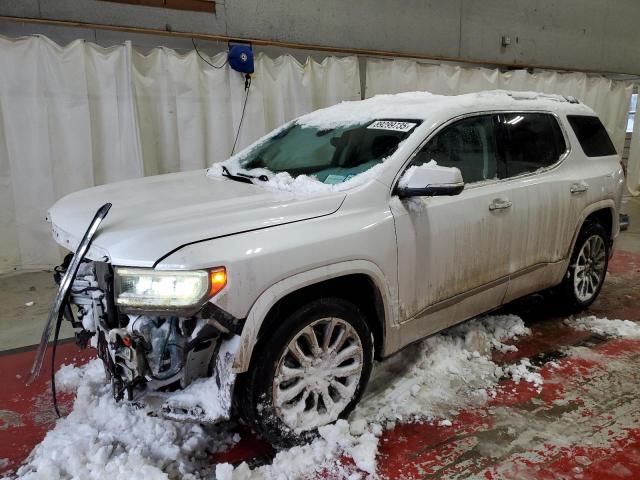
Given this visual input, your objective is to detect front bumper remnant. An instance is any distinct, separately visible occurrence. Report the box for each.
[29,203,112,385]
[145,336,240,423]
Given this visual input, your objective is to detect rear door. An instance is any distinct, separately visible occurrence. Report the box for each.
[493,112,574,301]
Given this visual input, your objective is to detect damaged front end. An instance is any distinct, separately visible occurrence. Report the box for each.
[32,205,244,423]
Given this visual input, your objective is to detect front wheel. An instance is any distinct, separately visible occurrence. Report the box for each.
[557,221,609,312]
[235,298,373,446]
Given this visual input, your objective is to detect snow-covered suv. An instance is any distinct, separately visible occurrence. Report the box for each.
[33,90,624,445]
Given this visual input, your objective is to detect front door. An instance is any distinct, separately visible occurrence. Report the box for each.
[390,114,518,335]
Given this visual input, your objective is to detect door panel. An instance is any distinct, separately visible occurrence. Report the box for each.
[391,114,516,324]
[494,112,578,274]
[391,183,517,323]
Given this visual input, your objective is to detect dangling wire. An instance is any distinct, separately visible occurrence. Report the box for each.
[50,307,65,417]
[231,74,251,156]
[192,37,251,157]
[192,38,228,69]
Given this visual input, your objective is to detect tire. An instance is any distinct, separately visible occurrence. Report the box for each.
[556,221,610,312]
[235,298,374,447]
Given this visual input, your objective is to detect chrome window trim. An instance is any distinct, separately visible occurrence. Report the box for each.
[391,109,572,194]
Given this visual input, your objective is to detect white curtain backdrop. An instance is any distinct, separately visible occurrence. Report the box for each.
[0,35,360,272]
[366,59,634,180]
[0,35,636,273]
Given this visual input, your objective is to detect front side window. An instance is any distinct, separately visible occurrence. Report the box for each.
[498,113,567,177]
[567,115,617,157]
[239,119,420,185]
[409,115,499,184]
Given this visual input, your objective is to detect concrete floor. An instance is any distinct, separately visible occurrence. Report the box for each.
[0,196,639,478]
[0,271,75,352]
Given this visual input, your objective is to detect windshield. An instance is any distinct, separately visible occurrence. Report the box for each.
[239,119,420,184]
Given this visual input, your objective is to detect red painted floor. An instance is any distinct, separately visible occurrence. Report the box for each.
[0,342,94,476]
[1,251,639,478]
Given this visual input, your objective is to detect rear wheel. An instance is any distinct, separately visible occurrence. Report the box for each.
[557,221,609,312]
[235,298,373,446]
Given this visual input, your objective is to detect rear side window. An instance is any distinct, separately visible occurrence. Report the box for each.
[566,115,617,157]
[498,113,567,178]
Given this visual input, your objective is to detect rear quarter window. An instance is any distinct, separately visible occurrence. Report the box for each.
[566,115,617,157]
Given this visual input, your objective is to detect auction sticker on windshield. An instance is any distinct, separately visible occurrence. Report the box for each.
[367,120,417,132]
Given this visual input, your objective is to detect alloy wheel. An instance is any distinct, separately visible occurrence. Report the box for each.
[573,234,606,302]
[272,317,364,432]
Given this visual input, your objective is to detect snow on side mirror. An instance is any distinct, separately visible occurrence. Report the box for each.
[397,162,464,198]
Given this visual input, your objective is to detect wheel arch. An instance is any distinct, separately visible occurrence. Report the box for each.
[232,260,394,373]
[567,200,617,259]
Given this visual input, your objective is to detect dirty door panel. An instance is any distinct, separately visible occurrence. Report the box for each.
[391,114,516,324]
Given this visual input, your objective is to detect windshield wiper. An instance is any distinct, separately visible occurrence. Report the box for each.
[237,172,269,182]
[221,166,268,184]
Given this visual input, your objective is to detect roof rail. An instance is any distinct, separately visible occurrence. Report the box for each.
[506,91,580,104]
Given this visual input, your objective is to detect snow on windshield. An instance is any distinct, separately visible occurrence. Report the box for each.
[207,119,415,194]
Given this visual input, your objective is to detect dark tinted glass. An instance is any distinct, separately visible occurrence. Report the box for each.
[411,115,499,183]
[498,113,567,178]
[567,115,617,157]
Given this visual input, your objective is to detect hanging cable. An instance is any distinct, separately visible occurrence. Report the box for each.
[50,305,66,417]
[192,38,228,69]
[192,37,250,157]
[231,74,251,156]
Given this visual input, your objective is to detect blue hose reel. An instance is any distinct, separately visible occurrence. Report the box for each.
[228,44,254,75]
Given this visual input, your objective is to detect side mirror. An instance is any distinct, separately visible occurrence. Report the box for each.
[397,162,464,197]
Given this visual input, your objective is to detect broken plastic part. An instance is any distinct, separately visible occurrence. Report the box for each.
[28,203,112,385]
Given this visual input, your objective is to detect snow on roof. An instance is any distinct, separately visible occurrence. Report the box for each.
[206,89,592,195]
[298,90,591,129]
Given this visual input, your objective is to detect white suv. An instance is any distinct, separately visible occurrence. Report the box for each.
[35,91,624,445]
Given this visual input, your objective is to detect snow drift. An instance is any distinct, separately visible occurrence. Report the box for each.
[15,314,637,479]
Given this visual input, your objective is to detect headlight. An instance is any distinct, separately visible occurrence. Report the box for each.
[114,267,227,309]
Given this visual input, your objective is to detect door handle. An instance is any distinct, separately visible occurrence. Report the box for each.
[570,182,589,194]
[489,198,513,211]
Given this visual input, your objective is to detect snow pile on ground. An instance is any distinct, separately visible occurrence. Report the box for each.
[15,314,541,479]
[218,314,539,479]
[352,314,534,428]
[502,358,543,388]
[216,419,378,480]
[163,337,239,422]
[55,360,105,391]
[567,315,640,339]
[15,359,238,480]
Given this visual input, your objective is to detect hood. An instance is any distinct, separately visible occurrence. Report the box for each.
[48,169,346,267]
